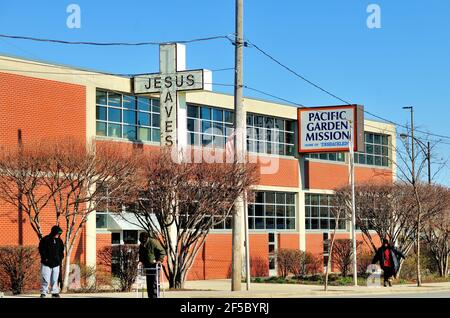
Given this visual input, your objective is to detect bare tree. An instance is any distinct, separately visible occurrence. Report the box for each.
[332,239,362,277]
[324,189,350,291]
[422,187,450,277]
[126,149,258,289]
[0,139,139,291]
[0,142,58,239]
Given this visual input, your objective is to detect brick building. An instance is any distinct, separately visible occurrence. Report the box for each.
[0,54,396,280]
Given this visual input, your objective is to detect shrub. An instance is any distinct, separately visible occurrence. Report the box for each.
[0,246,39,295]
[97,245,139,292]
[250,256,269,277]
[331,239,362,277]
[276,249,322,278]
[357,250,374,276]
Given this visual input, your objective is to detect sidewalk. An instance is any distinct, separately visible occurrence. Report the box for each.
[4,280,450,298]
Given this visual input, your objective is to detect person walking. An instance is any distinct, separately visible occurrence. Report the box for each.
[38,225,64,298]
[138,232,166,298]
[372,238,406,287]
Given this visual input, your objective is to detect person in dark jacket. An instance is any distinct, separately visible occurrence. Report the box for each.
[372,238,405,287]
[38,225,64,298]
[138,232,166,298]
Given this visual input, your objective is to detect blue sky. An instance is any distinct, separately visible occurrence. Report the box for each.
[0,0,449,185]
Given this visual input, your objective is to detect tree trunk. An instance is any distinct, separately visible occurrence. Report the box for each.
[62,245,73,292]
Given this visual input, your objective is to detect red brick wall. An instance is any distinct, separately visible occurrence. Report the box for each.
[0,72,87,265]
[304,161,393,190]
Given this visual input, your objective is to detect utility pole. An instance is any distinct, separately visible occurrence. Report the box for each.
[348,121,358,286]
[231,0,245,292]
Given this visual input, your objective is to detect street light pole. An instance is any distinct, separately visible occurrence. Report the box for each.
[403,106,422,287]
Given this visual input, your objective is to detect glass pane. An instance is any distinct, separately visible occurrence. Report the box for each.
[286,218,295,229]
[286,205,295,217]
[187,105,198,118]
[212,122,224,136]
[311,207,319,217]
[151,99,160,113]
[382,135,389,145]
[111,233,120,244]
[328,153,337,161]
[256,192,264,203]
[338,220,347,230]
[201,107,211,120]
[152,114,160,127]
[213,109,223,122]
[138,112,150,126]
[152,128,160,142]
[96,213,107,228]
[96,106,107,120]
[137,97,150,111]
[187,119,195,132]
[96,90,107,105]
[374,134,381,144]
[108,108,121,123]
[320,207,329,217]
[366,144,374,154]
[247,205,254,216]
[224,110,233,123]
[123,125,136,140]
[264,117,274,129]
[285,121,295,132]
[285,132,294,144]
[108,124,121,138]
[276,192,285,204]
[320,219,329,230]
[275,118,283,130]
[248,217,254,229]
[96,122,106,136]
[367,155,374,165]
[311,218,319,229]
[276,218,285,229]
[108,93,121,107]
[246,114,253,126]
[255,116,263,127]
[265,192,275,203]
[124,110,136,125]
[305,219,311,230]
[202,121,211,134]
[266,205,275,216]
[366,133,374,143]
[320,194,328,206]
[382,157,388,167]
[286,193,295,204]
[138,127,151,141]
[311,194,319,205]
[255,205,264,216]
[266,218,275,229]
[305,206,311,217]
[337,153,345,161]
[123,95,136,109]
[255,218,264,229]
[374,156,382,166]
[305,194,311,205]
[374,145,381,155]
[276,205,285,217]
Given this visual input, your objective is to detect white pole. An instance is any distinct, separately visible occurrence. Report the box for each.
[244,193,251,290]
[348,120,358,286]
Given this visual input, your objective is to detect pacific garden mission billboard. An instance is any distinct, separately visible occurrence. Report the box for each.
[297,105,365,153]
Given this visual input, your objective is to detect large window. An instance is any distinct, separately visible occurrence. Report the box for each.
[187,105,296,156]
[247,114,295,156]
[305,193,347,230]
[187,104,234,148]
[305,152,345,162]
[248,191,296,230]
[96,90,161,143]
[354,132,389,167]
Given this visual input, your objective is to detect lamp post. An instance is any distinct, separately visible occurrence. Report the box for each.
[402,106,422,287]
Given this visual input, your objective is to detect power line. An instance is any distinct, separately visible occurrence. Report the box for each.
[246,39,450,141]
[0,33,232,46]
